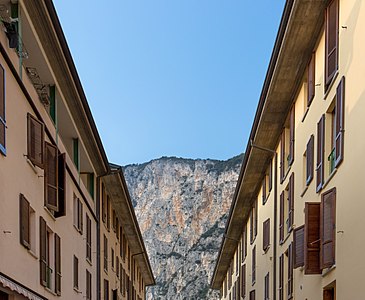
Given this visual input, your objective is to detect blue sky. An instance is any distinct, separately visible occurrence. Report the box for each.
[53,0,285,166]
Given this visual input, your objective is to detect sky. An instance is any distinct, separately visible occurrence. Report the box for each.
[53,0,285,166]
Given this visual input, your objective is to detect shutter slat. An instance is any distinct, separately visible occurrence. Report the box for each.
[27,114,44,168]
[316,115,325,192]
[39,217,47,286]
[304,202,321,274]
[293,225,305,268]
[335,77,345,167]
[19,194,30,248]
[45,142,58,211]
[321,188,336,269]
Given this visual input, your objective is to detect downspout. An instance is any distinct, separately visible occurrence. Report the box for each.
[273,152,278,300]
[96,175,101,300]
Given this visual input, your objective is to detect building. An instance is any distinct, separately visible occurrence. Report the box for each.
[0,0,154,299]
[211,0,364,299]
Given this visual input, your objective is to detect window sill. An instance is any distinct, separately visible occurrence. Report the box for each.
[302,106,310,123]
[45,287,57,296]
[28,249,38,260]
[73,224,83,235]
[322,264,336,277]
[263,245,270,254]
[26,157,39,175]
[281,165,292,185]
[324,71,339,100]
[86,258,92,266]
[322,168,337,190]
[44,207,56,221]
[300,186,308,198]
[73,287,82,294]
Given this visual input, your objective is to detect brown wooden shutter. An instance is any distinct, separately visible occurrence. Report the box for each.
[107,195,110,230]
[287,243,293,298]
[263,218,270,252]
[104,279,109,300]
[279,191,284,243]
[293,225,305,268]
[254,200,258,239]
[249,290,255,300]
[252,246,256,284]
[325,0,339,89]
[308,52,315,106]
[288,173,294,231]
[27,114,44,168]
[250,208,253,244]
[306,135,314,185]
[79,199,83,234]
[237,273,240,300]
[264,273,269,300]
[335,77,345,167]
[0,64,5,153]
[55,233,61,295]
[280,131,285,182]
[321,188,336,269]
[241,264,246,298]
[316,115,325,192]
[39,217,47,286]
[19,194,30,249]
[73,255,78,288]
[304,202,321,274]
[289,106,295,165]
[102,184,106,223]
[86,214,92,261]
[55,153,66,218]
[323,289,334,300]
[279,254,284,300]
[45,142,58,211]
[268,160,272,192]
[86,270,91,300]
[104,235,108,271]
[262,178,266,204]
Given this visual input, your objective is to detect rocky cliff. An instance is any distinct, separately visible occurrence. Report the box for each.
[123,154,243,300]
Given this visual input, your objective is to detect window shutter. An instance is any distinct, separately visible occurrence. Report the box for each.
[252,246,256,285]
[323,289,334,300]
[280,131,285,182]
[268,160,272,192]
[316,115,325,192]
[321,188,336,269]
[264,273,269,300]
[39,217,47,286]
[0,64,5,154]
[304,202,321,274]
[86,270,91,300]
[45,142,58,211]
[262,178,266,205]
[263,218,270,252]
[249,290,255,300]
[19,194,30,249]
[104,235,108,271]
[279,191,284,243]
[102,184,106,223]
[55,153,66,218]
[287,243,293,298]
[307,52,315,106]
[241,264,246,298]
[250,208,253,244]
[293,225,305,268]
[86,215,92,261]
[254,200,258,239]
[279,254,284,300]
[55,234,61,295]
[289,106,295,165]
[237,274,240,300]
[27,114,44,168]
[335,77,345,167]
[288,173,294,231]
[107,195,110,230]
[325,0,339,89]
[306,135,314,185]
[79,199,83,234]
[112,209,116,231]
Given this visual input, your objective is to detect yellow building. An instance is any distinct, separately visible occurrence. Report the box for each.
[0,0,154,299]
[211,0,363,299]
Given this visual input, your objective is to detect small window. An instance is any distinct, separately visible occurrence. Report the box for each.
[73,138,79,170]
[280,106,295,182]
[104,279,109,300]
[49,85,56,124]
[241,264,246,299]
[241,224,247,262]
[262,161,272,204]
[73,195,83,234]
[262,218,270,252]
[303,135,314,188]
[111,248,115,270]
[252,246,256,285]
[86,270,92,300]
[249,290,255,300]
[73,255,79,290]
[264,273,269,300]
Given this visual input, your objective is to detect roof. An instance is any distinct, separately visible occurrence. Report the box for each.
[211,0,328,289]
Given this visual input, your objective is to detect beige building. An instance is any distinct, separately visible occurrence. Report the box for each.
[0,0,154,299]
[211,0,364,299]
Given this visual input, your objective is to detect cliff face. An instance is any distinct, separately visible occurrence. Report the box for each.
[123,155,243,300]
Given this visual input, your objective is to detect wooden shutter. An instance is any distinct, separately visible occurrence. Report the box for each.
[288,173,294,231]
[73,255,78,289]
[279,254,284,300]
[104,235,108,271]
[241,264,246,298]
[262,178,266,204]
[242,225,247,260]
[325,0,339,88]
[323,289,334,300]
[45,142,58,211]
[107,195,110,230]
[116,256,120,277]
[55,234,61,295]
[250,208,253,244]
[263,218,270,252]
[102,184,106,223]
[249,290,255,300]
[268,160,272,192]
[335,77,345,167]
[306,135,314,185]
[27,114,44,168]
[55,153,66,218]
[293,225,305,268]
[321,188,336,269]
[237,273,240,300]
[304,202,321,274]
[280,131,285,182]
[316,115,325,192]
[19,194,30,248]
[264,273,269,300]
[78,199,83,234]
[86,214,92,261]
[252,246,256,284]
[116,218,119,240]
[86,270,91,300]
[104,279,109,300]
[289,106,295,165]
[0,64,5,153]
[112,209,116,231]
[287,243,293,298]
[279,191,284,243]
[39,217,47,286]
[307,52,315,106]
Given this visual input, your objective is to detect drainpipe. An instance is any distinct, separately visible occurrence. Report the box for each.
[96,175,101,300]
[273,153,278,300]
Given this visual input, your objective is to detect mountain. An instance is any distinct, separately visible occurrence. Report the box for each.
[123,154,243,299]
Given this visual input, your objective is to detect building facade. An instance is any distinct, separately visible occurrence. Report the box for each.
[211,0,364,299]
[0,0,154,299]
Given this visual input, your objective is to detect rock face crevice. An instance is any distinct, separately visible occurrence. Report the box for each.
[123,154,243,300]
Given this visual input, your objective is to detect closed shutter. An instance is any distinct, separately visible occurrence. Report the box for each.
[45,142,58,211]
[307,52,315,106]
[55,153,66,218]
[86,214,92,261]
[293,225,305,268]
[55,234,61,295]
[104,279,109,300]
[321,188,336,269]
[86,270,91,300]
[102,184,106,223]
[289,106,295,165]
[252,246,256,285]
[323,289,334,300]
[262,178,266,204]
[116,218,119,240]
[316,115,325,192]
[288,173,294,231]
[279,254,284,300]
[27,114,44,168]
[304,202,321,274]
[279,191,284,243]
[241,264,246,298]
[73,255,78,289]
[254,200,258,239]
[237,274,240,300]
[249,290,255,300]
[104,235,108,271]
[107,195,110,230]
[78,199,83,234]
[335,77,345,167]
[112,209,116,231]
[263,218,270,252]
[280,131,285,182]
[19,194,30,248]
[325,0,339,88]
[264,273,269,300]
[0,64,5,154]
[287,243,293,299]
[116,256,120,277]
[242,225,247,260]
[268,160,272,192]
[250,208,253,244]
[306,135,314,185]
[39,217,47,286]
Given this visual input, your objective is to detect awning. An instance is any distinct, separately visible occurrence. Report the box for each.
[0,274,45,300]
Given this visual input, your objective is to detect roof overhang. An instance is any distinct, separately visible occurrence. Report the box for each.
[211,0,328,289]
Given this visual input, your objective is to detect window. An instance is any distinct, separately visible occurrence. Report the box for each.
[307,52,315,107]
[73,195,83,234]
[263,218,270,252]
[279,173,294,243]
[107,195,111,230]
[241,264,246,299]
[104,279,109,300]
[241,224,247,261]
[325,0,339,90]
[27,114,44,168]
[228,260,232,289]
[262,161,272,204]
[323,286,335,300]
[249,290,255,300]
[316,115,325,192]
[264,273,269,300]
[111,248,115,270]
[321,188,336,269]
[19,194,35,251]
[0,64,5,156]
[112,209,116,231]
[116,256,120,277]
[116,218,119,240]
[73,138,79,170]
[287,243,293,299]
[252,246,256,285]
[304,202,321,274]
[86,270,91,300]
[112,289,117,300]
[121,231,126,262]
[280,106,295,182]
[86,214,92,262]
[102,183,106,224]
[235,249,239,274]
[55,234,61,295]
[73,255,79,289]
[233,282,236,300]
[304,135,314,187]
[250,199,257,244]
[104,235,108,272]
[55,153,66,218]
[293,225,304,268]
[279,254,284,300]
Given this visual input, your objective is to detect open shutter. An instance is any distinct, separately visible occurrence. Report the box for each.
[241,264,246,298]
[325,0,339,88]
[288,173,294,231]
[249,290,255,300]
[39,217,47,286]
[321,188,336,269]
[323,289,334,300]
[55,234,61,295]
[27,114,44,168]
[55,153,66,218]
[304,202,321,274]
[45,142,58,211]
[107,195,110,230]
[279,191,284,243]
[293,225,305,268]
[86,215,92,261]
[280,131,285,182]
[19,194,30,248]
[268,161,272,192]
[279,254,284,300]
[306,135,314,185]
[307,52,315,106]
[0,64,5,154]
[289,107,295,165]
[79,199,83,234]
[264,273,269,300]
[252,246,256,284]
[263,218,270,252]
[335,77,345,167]
[262,178,266,204]
[102,184,106,223]
[316,115,325,192]
[287,243,293,298]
